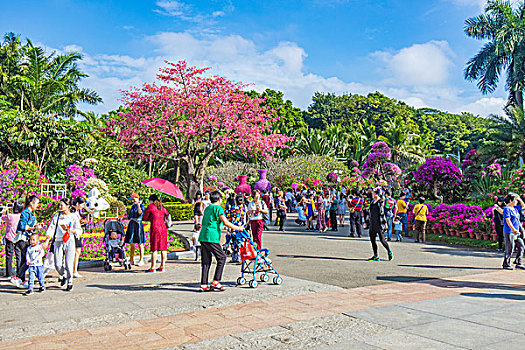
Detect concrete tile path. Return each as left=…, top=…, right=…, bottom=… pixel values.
left=0, top=269, right=523, bottom=349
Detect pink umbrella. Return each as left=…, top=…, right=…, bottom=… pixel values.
left=141, top=178, right=185, bottom=200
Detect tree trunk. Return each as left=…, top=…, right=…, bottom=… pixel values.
left=434, top=183, right=444, bottom=203
left=185, top=153, right=214, bottom=202
left=515, top=90, right=523, bottom=110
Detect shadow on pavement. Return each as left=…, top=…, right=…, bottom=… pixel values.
left=398, top=264, right=500, bottom=270
left=86, top=280, right=238, bottom=293
left=377, top=275, right=525, bottom=291
left=377, top=276, right=437, bottom=283
left=422, top=246, right=500, bottom=258
left=460, top=292, right=525, bottom=301
left=276, top=254, right=366, bottom=262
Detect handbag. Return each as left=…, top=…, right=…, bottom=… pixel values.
left=164, top=207, right=173, bottom=228
left=413, top=205, right=425, bottom=225
left=50, top=212, right=61, bottom=250
left=239, top=240, right=257, bottom=261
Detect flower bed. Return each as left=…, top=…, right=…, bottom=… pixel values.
left=408, top=202, right=495, bottom=241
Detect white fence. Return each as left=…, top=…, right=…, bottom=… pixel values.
left=40, top=183, right=67, bottom=199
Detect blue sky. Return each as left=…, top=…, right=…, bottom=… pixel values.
left=1, top=0, right=508, bottom=116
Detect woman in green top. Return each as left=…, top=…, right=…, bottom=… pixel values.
left=199, top=191, right=244, bottom=292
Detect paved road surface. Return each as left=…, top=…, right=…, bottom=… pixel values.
left=261, top=214, right=502, bottom=288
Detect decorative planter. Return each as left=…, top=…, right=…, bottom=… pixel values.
left=460, top=232, right=469, bottom=238
left=492, top=234, right=498, bottom=242
left=475, top=232, right=483, bottom=240
left=254, top=169, right=271, bottom=192
left=483, top=233, right=490, bottom=240
left=235, top=175, right=252, bottom=195
left=469, top=232, right=475, bottom=239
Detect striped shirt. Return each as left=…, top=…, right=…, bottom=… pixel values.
left=349, top=197, right=364, bottom=211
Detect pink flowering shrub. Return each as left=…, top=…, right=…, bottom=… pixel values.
left=66, top=164, right=95, bottom=198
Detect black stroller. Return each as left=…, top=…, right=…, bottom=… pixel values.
left=103, top=220, right=131, bottom=271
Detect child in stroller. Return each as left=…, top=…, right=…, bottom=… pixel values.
left=103, top=220, right=131, bottom=271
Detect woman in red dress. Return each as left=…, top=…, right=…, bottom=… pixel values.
left=143, top=194, right=169, bottom=273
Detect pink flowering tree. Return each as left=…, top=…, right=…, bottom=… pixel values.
left=107, top=61, right=291, bottom=200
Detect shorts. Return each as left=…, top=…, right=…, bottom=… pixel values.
left=75, top=236, right=83, bottom=248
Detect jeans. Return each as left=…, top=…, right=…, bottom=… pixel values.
left=386, top=217, right=393, bottom=240
left=15, top=240, right=29, bottom=281
left=503, top=232, right=524, bottom=268
left=28, top=265, right=45, bottom=291
left=200, top=242, right=226, bottom=285
left=330, top=210, right=338, bottom=230
left=4, top=239, right=15, bottom=277
left=398, top=213, right=409, bottom=237
left=349, top=211, right=362, bottom=237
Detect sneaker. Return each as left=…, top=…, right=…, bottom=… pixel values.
left=515, top=265, right=525, bottom=270
left=23, top=290, right=33, bottom=296
left=10, top=276, right=20, bottom=288
left=156, top=267, right=164, bottom=273
left=503, top=266, right=514, bottom=270
left=145, top=269, right=156, bottom=273
left=136, top=261, right=145, bottom=267
left=367, top=256, right=380, bottom=261
left=60, top=277, right=67, bottom=287
left=40, top=287, right=46, bottom=293
left=18, top=281, right=28, bottom=289
left=73, top=272, right=82, bottom=278
left=388, top=251, right=393, bottom=261
left=66, top=284, right=73, bottom=291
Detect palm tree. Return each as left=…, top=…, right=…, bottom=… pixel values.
left=464, top=0, right=525, bottom=108
left=347, top=120, right=377, bottom=165
left=0, top=33, right=101, bottom=117
left=378, top=117, right=428, bottom=164
left=490, top=105, right=525, bottom=166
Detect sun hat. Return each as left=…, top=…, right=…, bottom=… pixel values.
left=128, top=192, right=140, bottom=200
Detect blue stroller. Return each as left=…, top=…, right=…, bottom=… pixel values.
left=103, top=220, right=131, bottom=271
left=235, top=230, right=282, bottom=288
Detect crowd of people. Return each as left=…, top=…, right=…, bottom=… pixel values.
left=1, top=192, right=173, bottom=295
left=2, top=183, right=525, bottom=295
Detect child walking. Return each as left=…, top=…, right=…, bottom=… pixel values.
left=199, top=191, right=244, bottom=292
left=1, top=201, right=23, bottom=278
left=393, top=216, right=403, bottom=242
left=24, top=233, right=45, bottom=295
left=192, top=224, right=201, bottom=261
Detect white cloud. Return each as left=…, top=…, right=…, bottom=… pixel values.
left=373, top=41, right=454, bottom=87
left=51, top=33, right=504, bottom=118
left=447, top=0, right=487, bottom=9
left=154, top=0, right=233, bottom=23
left=462, top=97, right=506, bottom=116
left=155, top=0, right=192, bottom=17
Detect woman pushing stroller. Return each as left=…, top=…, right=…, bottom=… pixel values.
left=199, top=191, right=244, bottom=292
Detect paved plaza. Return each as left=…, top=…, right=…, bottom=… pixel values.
left=0, top=216, right=523, bottom=349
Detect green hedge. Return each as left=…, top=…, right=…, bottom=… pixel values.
left=164, top=203, right=194, bottom=221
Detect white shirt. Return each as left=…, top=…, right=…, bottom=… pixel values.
left=26, top=244, right=45, bottom=266
left=46, top=212, right=82, bottom=240
left=247, top=200, right=267, bottom=221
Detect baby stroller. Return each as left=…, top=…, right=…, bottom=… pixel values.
left=103, top=220, right=131, bottom=271
left=235, top=230, right=282, bottom=288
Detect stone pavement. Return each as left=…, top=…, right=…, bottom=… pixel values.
left=0, top=267, right=523, bottom=349
left=1, top=217, right=523, bottom=349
